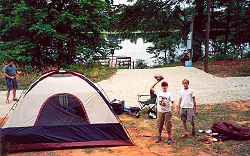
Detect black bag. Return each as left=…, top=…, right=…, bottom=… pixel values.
left=130, top=107, right=140, bottom=112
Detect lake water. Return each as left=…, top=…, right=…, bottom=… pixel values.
left=113, top=38, right=155, bottom=66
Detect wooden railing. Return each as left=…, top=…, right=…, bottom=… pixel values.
left=94, top=56, right=134, bottom=69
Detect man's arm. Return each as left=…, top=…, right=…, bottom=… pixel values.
left=4, top=71, right=21, bottom=79
left=16, top=70, right=22, bottom=77
left=4, top=73, right=15, bottom=79
left=15, top=65, right=21, bottom=75
left=177, top=97, right=182, bottom=114
left=150, top=80, right=160, bottom=93
left=193, top=97, right=198, bottom=115
left=172, top=101, right=177, bottom=114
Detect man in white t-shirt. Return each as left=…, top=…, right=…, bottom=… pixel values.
left=151, top=79, right=177, bottom=144
left=178, top=79, right=198, bottom=137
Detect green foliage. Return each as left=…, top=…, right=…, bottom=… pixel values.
left=209, top=0, right=250, bottom=59
left=113, top=0, right=188, bottom=63
left=1, top=0, right=250, bottom=68
left=0, top=62, right=117, bottom=91
left=162, top=62, right=184, bottom=67
left=134, top=59, right=148, bottom=69
left=214, top=53, right=239, bottom=60
left=112, top=0, right=250, bottom=64
left=0, top=0, right=116, bottom=68
left=66, top=63, right=117, bottom=82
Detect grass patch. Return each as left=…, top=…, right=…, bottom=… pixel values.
left=84, top=148, right=93, bottom=154
left=0, top=63, right=117, bottom=91
left=122, top=120, right=139, bottom=128
left=152, top=62, right=184, bottom=68
left=47, top=152, right=57, bottom=156
left=163, top=62, right=184, bottom=67
left=121, top=101, right=250, bottom=156
left=172, top=102, right=250, bottom=156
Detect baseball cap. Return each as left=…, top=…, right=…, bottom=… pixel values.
left=161, top=81, right=168, bottom=86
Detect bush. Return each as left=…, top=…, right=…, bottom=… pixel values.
left=214, top=53, right=238, bottom=60
left=135, top=59, right=148, bottom=69
left=66, top=63, right=117, bottom=82
left=0, top=63, right=7, bottom=90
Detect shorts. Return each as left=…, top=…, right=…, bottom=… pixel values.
left=6, top=78, right=18, bottom=91
left=180, top=108, right=195, bottom=122
left=157, top=111, right=172, bottom=132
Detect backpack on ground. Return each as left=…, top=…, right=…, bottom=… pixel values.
left=211, top=122, right=250, bottom=141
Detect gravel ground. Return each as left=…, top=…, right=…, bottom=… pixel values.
left=1, top=66, right=250, bottom=117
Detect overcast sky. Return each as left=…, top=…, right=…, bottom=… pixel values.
left=113, top=0, right=135, bottom=5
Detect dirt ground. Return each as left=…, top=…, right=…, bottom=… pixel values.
left=194, top=59, right=250, bottom=77
left=0, top=117, right=214, bottom=156
left=1, top=100, right=249, bottom=156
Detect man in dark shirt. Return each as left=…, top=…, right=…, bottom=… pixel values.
left=4, top=60, right=22, bottom=103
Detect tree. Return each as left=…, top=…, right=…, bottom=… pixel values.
left=115, top=0, right=188, bottom=63
left=0, top=0, right=115, bottom=68
left=204, top=0, right=211, bottom=73
left=135, top=59, right=148, bottom=69
left=147, top=36, right=180, bottom=64
left=210, top=0, right=250, bottom=59
left=191, top=0, right=206, bottom=62
left=113, top=0, right=250, bottom=63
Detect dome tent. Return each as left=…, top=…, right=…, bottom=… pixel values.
left=0, top=69, right=133, bottom=152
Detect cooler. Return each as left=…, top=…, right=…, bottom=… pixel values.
left=185, top=61, right=192, bottom=67
left=110, top=100, right=125, bottom=115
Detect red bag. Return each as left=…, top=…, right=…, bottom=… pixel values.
left=211, top=122, right=250, bottom=141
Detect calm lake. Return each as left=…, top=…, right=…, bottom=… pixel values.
left=113, top=38, right=155, bottom=66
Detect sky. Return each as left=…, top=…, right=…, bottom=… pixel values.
left=113, top=0, right=135, bottom=5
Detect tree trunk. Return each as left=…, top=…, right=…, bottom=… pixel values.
left=204, top=0, right=211, bottom=73
left=193, top=0, right=205, bottom=62
left=165, top=50, right=167, bottom=64
left=224, top=3, right=230, bottom=55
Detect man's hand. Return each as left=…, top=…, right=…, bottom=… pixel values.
left=173, top=109, right=177, bottom=114
left=195, top=109, right=198, bottom=115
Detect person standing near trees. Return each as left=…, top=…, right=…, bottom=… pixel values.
left=4, top=60, right=22, bottom=103
left=177, top=79, right=198, bottom=137
left=151, top=78, right=177, bottom=144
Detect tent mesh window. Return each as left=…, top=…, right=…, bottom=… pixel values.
left=35, top=94, right=88, bottom=126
